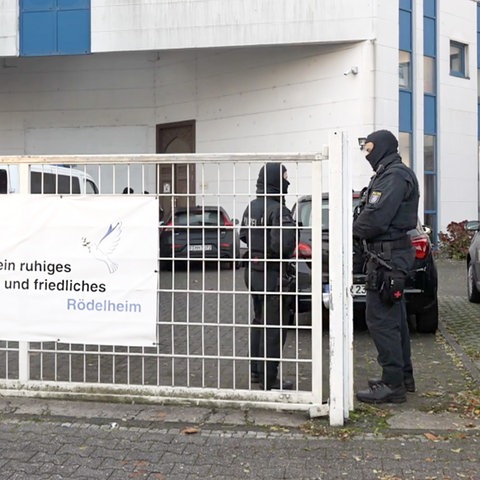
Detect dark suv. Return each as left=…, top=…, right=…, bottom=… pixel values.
left=290, top=195, right=439, bottom=333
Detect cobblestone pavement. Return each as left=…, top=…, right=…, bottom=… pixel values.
left=436, top=258, right=480, bottom=377
left=0, top=415, right=478, bottom=480
left=0, top=258, right=479, bottom=479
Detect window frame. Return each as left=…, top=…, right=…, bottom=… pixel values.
left=450, top=40, right=468, bottom=78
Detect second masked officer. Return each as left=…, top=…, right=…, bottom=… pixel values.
left=240, top=163, right=296, bottom=390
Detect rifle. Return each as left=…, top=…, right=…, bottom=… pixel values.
left=362, top=239, right=392, bottom=271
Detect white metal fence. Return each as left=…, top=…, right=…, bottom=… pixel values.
left=0, top=134, right=353, bottom=425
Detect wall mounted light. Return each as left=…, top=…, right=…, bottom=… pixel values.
left=344, top=66, right=359, bottom=76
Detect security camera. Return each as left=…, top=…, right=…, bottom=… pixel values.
left=344, top=66, right=359, bottom=76
left=358, top=137, right=367, bottom=150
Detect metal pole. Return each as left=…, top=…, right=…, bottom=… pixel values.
left=18, top=163, right=30, bottom=384
left=310, top=153, right=324, bottom=414
left=328, top=131, right=353, bottom=426
left=342, top=133, right=354, bottom=415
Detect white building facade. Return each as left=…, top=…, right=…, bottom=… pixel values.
left=0, top=0, right=478, bottom=236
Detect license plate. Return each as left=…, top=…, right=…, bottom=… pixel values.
left=351, top=284, right=366, bottom=296
left=189, top=244, right=213, bottom=252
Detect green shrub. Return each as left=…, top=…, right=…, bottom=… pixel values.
left=438, top=220, right=474, bottom=260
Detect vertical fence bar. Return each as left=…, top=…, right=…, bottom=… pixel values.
left=309, top=154, right=323, bottom=413
left=328, top=131, right=353, bottom=425
left=329, top=130, right=344, bottom=425
left=342, top=133, right=354, bottom=416
left=18, top=163, right=30, bottom=383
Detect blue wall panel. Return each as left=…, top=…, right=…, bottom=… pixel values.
left=399, top=10, right=412, bottom=51
left=58, top=10, right=90, bottom=54
left=21, top=11, right=56, bottom=55
left=22, top=0, right=55, bottom=11
left=399, top=91, right=412, bottom=132
left=424, top=18, right=436, bottom=57
left=20, top=0, right=90, bottom=56
left=424, top=0, right=436, bottom=18
left=58, top=0, right=90, bottom=9
left=424, top=95, right=437, bottom=135
left=400, top=0, right=412, bottom=11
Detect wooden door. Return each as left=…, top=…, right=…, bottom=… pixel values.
left=156, top=120, right=196, bottom=218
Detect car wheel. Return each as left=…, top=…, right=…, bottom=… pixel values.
left=415, top=299, right=438, bottom=334
left=467, top=262, right=480, bottom=303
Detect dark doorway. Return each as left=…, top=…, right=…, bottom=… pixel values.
left=156, top=120, right=196, bottom=218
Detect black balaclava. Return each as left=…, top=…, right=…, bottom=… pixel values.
left=256, top=162, right=289, bottom=196
left=364, top=129, right=398, bottom=171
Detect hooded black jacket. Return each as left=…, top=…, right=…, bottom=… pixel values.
left=353, top=130, right=419, bottom=242
left=240, top=163, right=296, bottom=271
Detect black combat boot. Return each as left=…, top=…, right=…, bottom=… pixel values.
left=356, top=382, right=407, bottom=404
left=259, top=378, right=293, bottom=390
left=368, top=376, right=416, bottom=393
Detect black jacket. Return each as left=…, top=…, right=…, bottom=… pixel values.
left=240, top=163, right=296, bottom=271
left=353, top=131, right=419, bottom=242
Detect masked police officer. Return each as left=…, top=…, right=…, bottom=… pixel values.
left=353, top=130, right=419, bottom=404
left=240, top=163, right=296, bottom=390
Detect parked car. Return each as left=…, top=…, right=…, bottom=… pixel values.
left=159, top=206, right=240, bottom=269
left=290, top=194, right=439, bottom=333
left=466, top=220, right=480, bottom=303
left=0, top=164, right=99, bottom=194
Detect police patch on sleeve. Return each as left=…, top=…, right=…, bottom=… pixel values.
left=368, top=191, right=382, bottom=204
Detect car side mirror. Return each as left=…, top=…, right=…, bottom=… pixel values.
left=234, top=218, right=240, bottom=226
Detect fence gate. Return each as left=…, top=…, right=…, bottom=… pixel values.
left=0, top=133, right=353, bottom=425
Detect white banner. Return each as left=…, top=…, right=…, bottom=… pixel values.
left=0, top=195, right=158, bottom=346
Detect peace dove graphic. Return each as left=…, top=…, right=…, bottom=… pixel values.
left=82, top=222, right=122, bottom=273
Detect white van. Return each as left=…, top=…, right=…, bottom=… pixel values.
left=0, top=164, right=99, bottom=194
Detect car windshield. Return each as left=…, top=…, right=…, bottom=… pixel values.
left=173, top=210, right=223, bottom=226
left=297, top=197, right=361, bottom=229
left=296, top=199, right=329, bottom=229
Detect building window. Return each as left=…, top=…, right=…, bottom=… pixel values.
left=424, top=135, right=437, bottom=243
left=424, top=174, right=436, bottom=216
left=450, top=41, right=468, bottom=78
left=399, top=132, right=411, bottom=167
left=399, top=51, right=411, bottom=89
left=424, top=135, right=435, bottom=172
left=424, top=56, right=436, bottom=94
left=20, top=0, right=91, bottom=56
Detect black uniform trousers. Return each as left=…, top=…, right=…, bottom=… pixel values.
left=365, top=245, right=415, bottom=387
left=248, top=266, right=289, bottom=388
